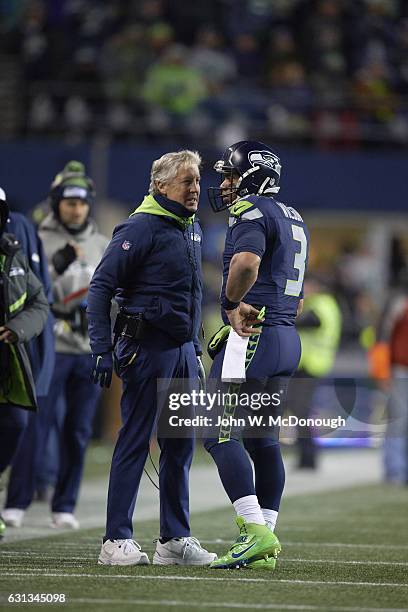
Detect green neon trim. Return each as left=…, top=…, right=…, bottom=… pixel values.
left=257, top=306, right=266, bottom=320
left=218, top=382, right=241, bottom=443
left=130, top=194, right=194, bottom=229
left=230, top=199, right=253, bottom=218
left=9, top=291, right=27, bottom=313
left=217, top=322, right=263, bottom=443
left=209, top=325, right=231, bottom=350
left=0, top=345, right=32, bottom=407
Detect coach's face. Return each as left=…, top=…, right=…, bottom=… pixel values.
left=158, top=164, right=200, bottom=212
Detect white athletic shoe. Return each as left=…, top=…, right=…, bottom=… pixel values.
left=153, top=537, right=217, bottom=566
left=98, top=539, right=150, bottom=566
left=2, top=508, right=25, bottom=527
left=51, top=512, right=79, bottom=529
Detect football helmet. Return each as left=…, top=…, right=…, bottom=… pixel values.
left=0, top=187, right=9, bottom=238
left=208, top=140, right=281, bottom=212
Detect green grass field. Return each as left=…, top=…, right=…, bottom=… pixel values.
left=1, top=484, right=408, bottom=611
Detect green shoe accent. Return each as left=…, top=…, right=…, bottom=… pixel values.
left=210, top=516, right=281, bottom=569
left=245, top=555, right=277, bottom=570
left=0, top=517, right=6, bottom=539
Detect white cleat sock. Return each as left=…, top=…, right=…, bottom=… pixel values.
left=261, top=508, right=278, bottom=531
left=233, top=495, right=265, bottom=525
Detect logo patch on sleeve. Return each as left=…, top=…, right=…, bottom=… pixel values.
left=121, top=240, right=132, bottom=250
left=190, top=232, right=201, bottom=244
left=10, top=267, right=25, bottom=277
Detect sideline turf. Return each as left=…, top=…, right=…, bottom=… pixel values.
left=1, top=484, right=408, bottom=611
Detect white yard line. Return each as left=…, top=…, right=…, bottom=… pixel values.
left=1, top=571, right=408, bottom=588
left=41, top=598, right=408, bottom=612
left=2, top=551, right=408, bottom=567
left=34, top=537, right=408, bottom=551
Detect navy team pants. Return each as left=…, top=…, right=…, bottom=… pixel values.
left=5, top=353, right=100, bottom=513
left=0, top=404, right=28, bottom=473
left=105, top=331, right=197, bottom=540
left=204, top=325, right=301, bottom=511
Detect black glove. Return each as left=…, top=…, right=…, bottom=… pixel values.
left=197, top=356, right=206, bottom=392
left=91, top=352, right=113, bottom=388
left=52, top=243, right=77, bottom=275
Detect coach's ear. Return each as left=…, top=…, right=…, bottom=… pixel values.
left=157, top=181, right=167, bottom=196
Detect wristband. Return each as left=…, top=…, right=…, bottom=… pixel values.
left=221, top=295, right=240, bottom=311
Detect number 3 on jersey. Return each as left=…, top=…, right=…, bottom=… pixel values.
left=285, top=224, right=307, bottom=297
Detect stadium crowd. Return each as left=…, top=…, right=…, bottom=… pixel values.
left=1, top=0, right=408, bottom=146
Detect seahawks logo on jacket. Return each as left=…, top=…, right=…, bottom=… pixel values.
left=190, top=232, right=201, bottom=244
left=10, top=267, right=25, bottom=277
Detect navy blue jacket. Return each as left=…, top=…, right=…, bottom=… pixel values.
left=222, top=195, right=309, bottom=326
left=87, top=194, right=203, bottom=355
left=7, top=213, right=55, bottom=397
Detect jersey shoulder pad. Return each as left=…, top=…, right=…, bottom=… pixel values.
left=229, top=196, right=264, bottom=221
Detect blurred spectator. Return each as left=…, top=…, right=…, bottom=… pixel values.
left=292, top=275, right=342, bottom=469
left=190, top=26, right=237, bottom=93
left=100, top=25, right=152, bottom=102
left=232, top=33, right=261, bottom=83
left=334, top=242, right=380, bottom=340
left=2, top=0, right=408, bottom=147
left=263, top=27, right=299, bottom=81
left=142, top=44, right=208, bottom=125
left=370, top=285, right=408, bottom=485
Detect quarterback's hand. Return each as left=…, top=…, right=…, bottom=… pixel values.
left=91, top=352, right=113, bottom=388
left=225, top=302, right=263, bottom=338
left=197, top=356, right=206, bottom=391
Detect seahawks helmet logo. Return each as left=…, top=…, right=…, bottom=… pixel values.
left=248, top=150, right=281, bottom=176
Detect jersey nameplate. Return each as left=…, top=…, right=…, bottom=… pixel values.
left=276, top=201, right=303, bottom=222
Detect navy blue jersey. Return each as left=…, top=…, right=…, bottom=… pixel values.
left=221, top=195, right=309, bottom=326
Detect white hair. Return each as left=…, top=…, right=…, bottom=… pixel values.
left=149, top=150, right=202, bottom=195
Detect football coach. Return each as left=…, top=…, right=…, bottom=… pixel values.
left=87, top=150, right=216, bottom=567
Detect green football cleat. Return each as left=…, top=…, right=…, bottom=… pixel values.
left=0, top=517, right=6, bottom=540
left=245, top=555, right=277, bottom=570
left=210, top=516, right=281, bottom=569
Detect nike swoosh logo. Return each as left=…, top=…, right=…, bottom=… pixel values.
left=231, top=542, right=256, bottom=559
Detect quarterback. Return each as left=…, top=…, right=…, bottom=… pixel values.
left=205, top=140, right=309, bottom=569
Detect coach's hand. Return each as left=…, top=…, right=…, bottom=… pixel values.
left=225, top=302, right=263, bottom=338
left=91, top=352, right=113, bottom=388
